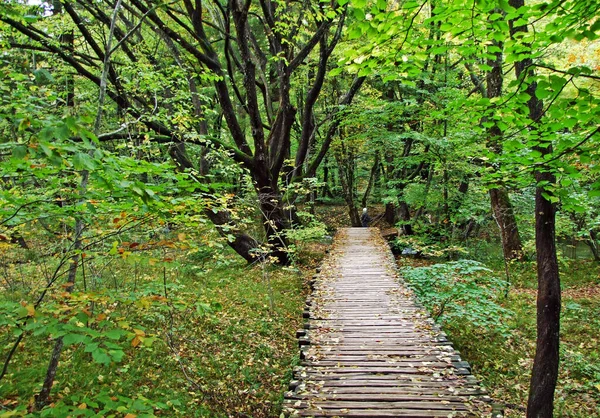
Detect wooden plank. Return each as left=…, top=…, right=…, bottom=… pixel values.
left=292, top=409, right=476, bottom=417
left=296, top=386, right=487, bottom=396
left=289, top=400, right=471, bottom=410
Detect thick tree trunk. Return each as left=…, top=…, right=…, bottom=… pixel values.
left=490, top=187, right=523, bottom=260
left=256, top=186, right=290, bottom=265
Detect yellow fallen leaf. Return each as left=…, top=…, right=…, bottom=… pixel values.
left=131, top=336, right=142, bottom=347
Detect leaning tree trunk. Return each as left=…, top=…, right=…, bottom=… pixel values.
left=490, top=187, right=523, bottom=260
left=485, top=31, right=523, bottom=262
left=585, top=230, right=600, bottom=261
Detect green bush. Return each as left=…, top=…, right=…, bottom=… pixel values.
left=400, top=259, right=511, bottom=336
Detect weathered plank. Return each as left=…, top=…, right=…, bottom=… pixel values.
left=284, top=228, right=501, bottom=418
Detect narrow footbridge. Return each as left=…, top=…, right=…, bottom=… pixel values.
left=284, top=228, right=501, bottom=417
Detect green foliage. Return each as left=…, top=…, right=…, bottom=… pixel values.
left=400, top=259, right=510, bottom=335
left=415, top=254, right=600, bottom=417
left=0, top=238, right=308, bottom=416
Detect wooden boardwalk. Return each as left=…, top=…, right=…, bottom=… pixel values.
left=284, top=228, right=501, bottom=417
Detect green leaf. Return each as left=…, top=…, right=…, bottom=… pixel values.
left=12, top=145, right=28, bottom=160
left=65, top=117, right=78, bottom=134
left=109, top=350, right=125, bottom=362
left=92, top=349, right=111, bottom=365
left=73, top=153, right=96, bottom=170
left=105, top=329, right=125, bottom=340
left=63, top=333, right=87, bottom=345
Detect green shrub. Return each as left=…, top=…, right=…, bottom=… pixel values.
left=400, top=259, right=511, bottom=336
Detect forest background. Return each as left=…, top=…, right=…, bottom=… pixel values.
left=0, top=0, right=599, bottom=417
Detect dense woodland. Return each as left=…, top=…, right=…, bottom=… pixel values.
left=0, top=0, right=599, bottom=417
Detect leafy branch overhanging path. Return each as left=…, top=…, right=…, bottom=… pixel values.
left=285, top=228, right=503, bottom=417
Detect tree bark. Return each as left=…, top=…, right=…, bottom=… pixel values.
left=335, top=151, right=360, bottom=227
left=384, top=202, right=396, bottom=225
left=585, top=230, right=600, bottom=261
left=398, top=201, right=413, bottom=235
left=35, top=337, right=64, bottom=410
left=361, top=153, right=380, bottom=207
left=528, top=167, right=560, bottom=418
left=490, top=187, right=523, bottom=260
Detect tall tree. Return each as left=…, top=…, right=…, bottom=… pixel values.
left=507, top=0, right=559, bottom=415
left=0, top=0, right=351, bottom=264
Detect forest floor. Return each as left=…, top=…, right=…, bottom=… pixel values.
left=0, top=230, right=326, bottom=417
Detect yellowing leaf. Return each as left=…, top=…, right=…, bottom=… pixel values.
left=78, top=403, right=87, bottom=409
left=131, top=336, right=142, bottom=347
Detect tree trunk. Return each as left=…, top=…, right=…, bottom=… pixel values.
left=384, top=202, right=396, bottom=225
left=506, top=0, right=561, bottom=414
left=204, top=209, right=260, bottom=262
left=322, top=157, right=334, bottom=198
left=35, top=337, right=64, bottom=410
left=490, top=188, right=523, bottom=260
left=336, top=154, right=360, bottom=227
left=527, top=169, right=560, bottom=417
left=585, top=230, right=600, bottom=261
left=361, top=153, right=380, bottom=207
left=398, top=201, right=413, bottom=235
left=256, top=186, right=290, bottom=265
left=485, top=29, right=523, bottom=262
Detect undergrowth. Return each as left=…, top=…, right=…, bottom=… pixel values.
left=398, top=252, right=600, bottom=417
left=0, top=229, right=323, bottom=417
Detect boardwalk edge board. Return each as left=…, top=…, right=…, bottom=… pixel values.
left=284, top=228, right=504, bottom=418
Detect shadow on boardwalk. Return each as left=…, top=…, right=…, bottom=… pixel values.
left=284, top=228, right=503, bottom=417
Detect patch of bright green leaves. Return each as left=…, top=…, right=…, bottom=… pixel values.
left=401, top=259, right=510, bottom=336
